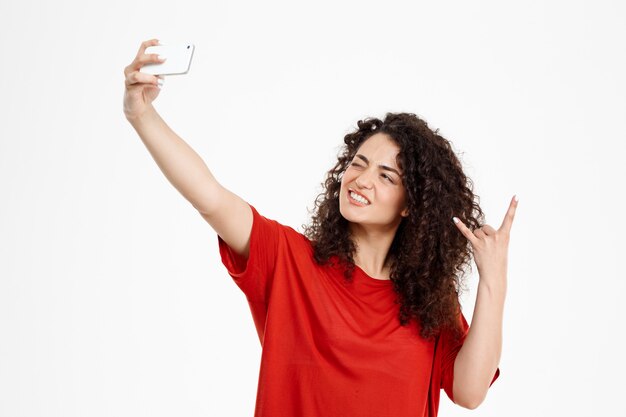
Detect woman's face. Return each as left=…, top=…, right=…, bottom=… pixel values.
left=339, top=133, right=409, bottom=231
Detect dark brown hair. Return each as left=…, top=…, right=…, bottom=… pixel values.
left=301, top=112, right=485, bottom=343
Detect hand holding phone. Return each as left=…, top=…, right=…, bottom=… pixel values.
left=123, top=39, right=168, bottom=121
left=140, top=42, right=195, bottom=76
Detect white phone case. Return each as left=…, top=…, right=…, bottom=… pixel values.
left=140, top=43, right=195, bottom=76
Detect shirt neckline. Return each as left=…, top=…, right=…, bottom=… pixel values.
left=354, top=264, right=393, bottom=285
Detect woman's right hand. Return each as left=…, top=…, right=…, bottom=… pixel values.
left=123, top=39, right=166, bottom=121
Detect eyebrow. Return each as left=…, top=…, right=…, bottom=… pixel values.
left=354, top=154, right=403, bottom=177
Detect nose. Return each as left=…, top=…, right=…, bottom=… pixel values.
left=355, top=169, right=375, bottom=189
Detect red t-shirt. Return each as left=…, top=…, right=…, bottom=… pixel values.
left=217, top=203, right=500, bottom=417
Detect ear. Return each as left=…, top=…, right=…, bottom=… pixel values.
left=401, top=207, right=409, bottom=217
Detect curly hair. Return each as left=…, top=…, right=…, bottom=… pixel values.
left=301, top=112, right=486, bottom=344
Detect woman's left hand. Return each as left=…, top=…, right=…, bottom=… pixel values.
left=452, top=195, right=519, bottom=288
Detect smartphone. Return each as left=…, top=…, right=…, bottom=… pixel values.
left=140, top=43, right=195, bottom=76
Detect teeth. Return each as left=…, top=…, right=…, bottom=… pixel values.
left=349, top=191, right=370, bottom=205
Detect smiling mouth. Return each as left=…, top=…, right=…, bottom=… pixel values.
left=348, top=189, right=371, bottom=205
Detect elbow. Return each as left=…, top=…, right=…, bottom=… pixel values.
left=192, top=182, right=224, bottom=217
left=455, top=391, right=486, bottom=410
left=456, top=399, right=480, bottom=410
left=465, top=399, right=483, bottom=410
left=452, top=370, right=495, bottom=409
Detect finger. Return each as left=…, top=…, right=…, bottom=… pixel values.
left=125, top=71, right=160, bottom=87
left=499, top=195, right=519, bottom=233
left=136, top=38, right=160, bottom=58
left=481, top=224, right=497, bottom=235
left=124, top=39, right=161, bottom=76
left=137, top=53, right=166, bottom=66
left=125, top=52, right=165, bottom=77
left=453, top=217, right=479, bottom=246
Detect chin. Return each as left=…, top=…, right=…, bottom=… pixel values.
left=340, top=206, right=368, bottom=227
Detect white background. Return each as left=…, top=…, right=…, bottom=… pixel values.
left=1, top=0, right=624, bottom=416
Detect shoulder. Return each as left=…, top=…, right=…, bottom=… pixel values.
left=251, top=205, right=314, bottom=254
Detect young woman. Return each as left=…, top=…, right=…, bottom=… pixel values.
left=124, top=38, right=517, bottom=417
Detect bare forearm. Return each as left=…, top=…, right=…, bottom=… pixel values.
left=453, top=280, right=505, bottom=408
left=127, top=105, right=219, bottom=214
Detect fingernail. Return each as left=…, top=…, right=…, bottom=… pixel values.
left=452, top=217, right=459, bottom=224
left=157, top=78, right=164, bottom=87
left=514, top=195, right=519, bottom=202
left=158, top=55, right=167, bottom=61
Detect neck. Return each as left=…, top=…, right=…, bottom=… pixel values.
left=349, top=221, right=400, bottom=276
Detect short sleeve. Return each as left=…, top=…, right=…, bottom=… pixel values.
left=216, top=202, right=281, bottom=303
left=439, top=310, right=501, bottom=404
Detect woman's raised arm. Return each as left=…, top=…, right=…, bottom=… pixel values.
left=123, top=39, right=253, bottom=259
